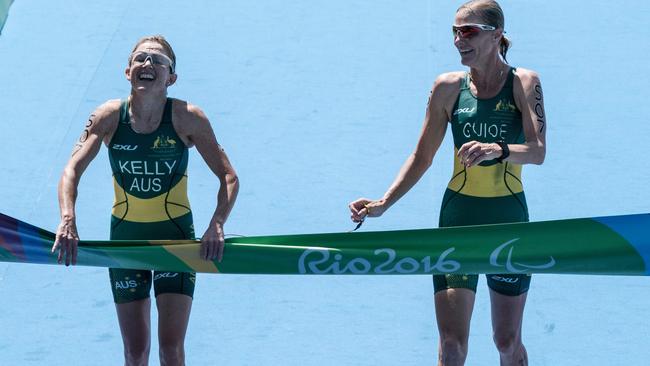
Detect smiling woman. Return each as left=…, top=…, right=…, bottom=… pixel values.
left=51, top=35, right=239, bottom=366
left=348, top=0, right=546, bottom=365
left=129, top=35, right=176, bottom=75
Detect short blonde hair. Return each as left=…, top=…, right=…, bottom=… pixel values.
left=128, top=35, right=176, bottom=73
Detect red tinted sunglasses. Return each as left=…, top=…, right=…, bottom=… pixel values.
left=452, top=23, right=496, bottom=39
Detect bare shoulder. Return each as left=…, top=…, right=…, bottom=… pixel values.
left=172, top=97, right=206, bottom=117
left=171, top=99, right=214, bottom=144
left=513, top=67, right=542, bottom=88
left=433, top=71, right=465, bottom=93
left=90, top=99, right=121, bottom=137
left=70, top=99, right=120, bottom=152
left=173, top=98, right=210, bottom=121
left=93, top=99, right=120, bottom=123
left=428, top=72, right=464, bottom=119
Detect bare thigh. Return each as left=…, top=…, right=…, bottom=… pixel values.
left=156, top=293, right=192, bottom=345
left=489, top=289, right=527, bottom=338
left=434, top=288, right=476, bottom=339
left=115, top=298, right=152, bottom=351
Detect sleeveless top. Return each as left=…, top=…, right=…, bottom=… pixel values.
left=440, top=68, right=528, bottom=227
left=107, top=98, right=194, bottom=240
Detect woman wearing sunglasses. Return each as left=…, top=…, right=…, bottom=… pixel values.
left=349, top=1, right=545, bottom=365
left=52, top=35, right=239, bottom=365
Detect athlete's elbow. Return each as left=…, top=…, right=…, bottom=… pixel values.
left=533, top=145, right=546, bottom=165
left=60, top=166, right=81, bottom=186
left=225, top=172, right=239, bottom=191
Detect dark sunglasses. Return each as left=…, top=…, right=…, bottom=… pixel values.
left=131, top=51, right=175, bottom=73
left=452, top=23, right=496, bottom=39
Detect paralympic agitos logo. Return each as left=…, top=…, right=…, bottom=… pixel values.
left=489, top=238, right=556, bottom=273
left=297, top=238, right=556, bottom=275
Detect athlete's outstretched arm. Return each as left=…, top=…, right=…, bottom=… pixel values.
left=53, top=101, right=119, bottom=265
left=181, top=103, right=239, bottom=262
left=349, top=73, right=458, bottom=222
left=457, top=69, right=546, bottom=167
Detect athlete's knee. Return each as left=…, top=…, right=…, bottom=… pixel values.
left=123, top=342, right=150, bottom=366
left=492, top=331, right=521, bottom=355
left=157, top=325, right=189, bottom=366
left=439, top=336, right=468, bottom=365
left=159, top=341, right=185, bottom=366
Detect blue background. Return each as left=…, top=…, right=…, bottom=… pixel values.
left=0, top=1, right=649, bottom=365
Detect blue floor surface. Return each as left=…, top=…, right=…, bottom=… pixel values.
left=0, top=1, right=649, bottom=365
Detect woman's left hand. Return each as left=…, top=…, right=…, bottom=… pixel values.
left=457, top=141, right=502, bottom=167
left=201, top=222, right=225, bottom=262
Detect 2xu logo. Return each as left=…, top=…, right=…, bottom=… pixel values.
left=112, top=144, right=138, bottom=151
left=154, top=272, right=179, bottom=281
left=453, top=107, right=475, bottom=115
left=297, top=238, right=557, bottom=275
left=490, top=275, right=519, bottom=283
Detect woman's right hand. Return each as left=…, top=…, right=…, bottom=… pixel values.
left=52, top=217, right=79, bottom=266
left=348, top=198, right=388, bottom=223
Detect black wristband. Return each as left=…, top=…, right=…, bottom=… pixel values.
left=495, top=140, right=509, bottom=163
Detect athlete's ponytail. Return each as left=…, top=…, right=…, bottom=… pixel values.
left=457, top=0, right=510, bottom=62
left=499, top=34, right=510, bottom=63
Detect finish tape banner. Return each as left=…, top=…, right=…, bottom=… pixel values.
left=0, top=0, right=13, bottom=35
left=1, top=212, right=649, bottom=275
